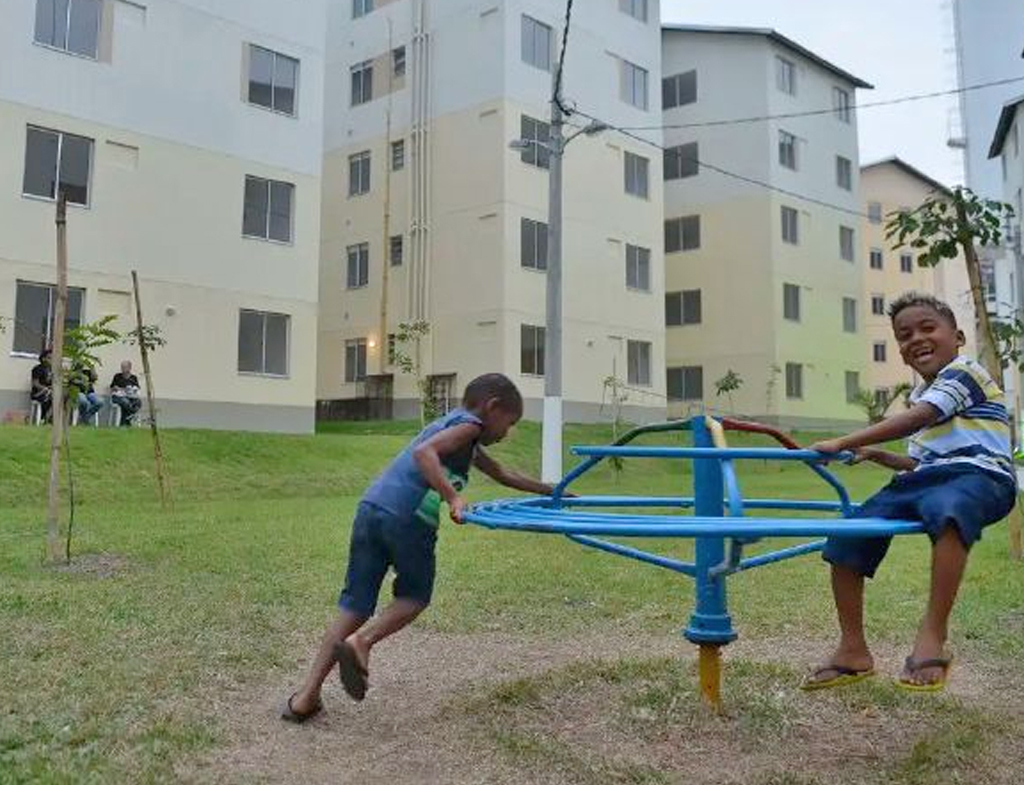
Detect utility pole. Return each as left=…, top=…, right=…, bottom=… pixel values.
left=542, top=66, right=565, bottom=484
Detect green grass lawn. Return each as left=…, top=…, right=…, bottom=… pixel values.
left=1, top=421, right=1022, bottom=783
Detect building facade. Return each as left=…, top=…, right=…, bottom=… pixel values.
left=860, top=158, right=976, bottom=406
left=661, top=25, right=870, bottom=427
left=0, top=0, right=325, bottom=431
left=318, top=0, right=666, bottom=422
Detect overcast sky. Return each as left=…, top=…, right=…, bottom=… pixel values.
left=661, top=0, right=962, bottom=185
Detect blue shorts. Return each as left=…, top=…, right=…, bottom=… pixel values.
left=338, top=502, right=438, bottom=616
left=823, top=464, right=1016, bottom=578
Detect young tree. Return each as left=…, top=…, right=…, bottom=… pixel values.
left=714, top=369, right=743, bottom=414
left=886, top=187, right=1014, bottom=384
left=391, top=320, right=434, bottom=425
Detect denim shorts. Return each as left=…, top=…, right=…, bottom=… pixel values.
left=338, top=502, right=438, bottom=616
left=823, top=463, right=1017, bottom=578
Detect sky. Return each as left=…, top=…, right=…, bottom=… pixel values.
left=661, top=0, right=963, bottom=186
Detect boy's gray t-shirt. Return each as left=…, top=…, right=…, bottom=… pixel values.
left=361, top=408, right=482, bottom=526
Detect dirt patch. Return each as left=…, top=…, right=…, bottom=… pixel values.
left=182, top=630, right=1024, bottom=785
left=52, top=551, right=132, bottom=579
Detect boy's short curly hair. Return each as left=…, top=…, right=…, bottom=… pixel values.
left=887, top=291, right=958, bottom=330
left=463, top=373, right=523, bottom=415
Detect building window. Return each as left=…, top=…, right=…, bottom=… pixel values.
left=783, top=283, right=800, bottom=321
left=842, top=297, right=857, bottom=333
left=785, top=362, right=803, bottom=399
left=521, top=218, right=548, bottom=271
left=619, top=0, right=647, bottom=22
left=666, top=289, right=701, bottom=326
left=12, top=281, right=84, bottom=355
left=620, top=59, right=649, bottom=110
left=348, top=151, right=371, bottom=196
left=625, top=244, right=651, bottom=291
left=345, top=338, right=367, bottom=382
left=351, top=60, right=373, bottom=105
left=238, top=310, right=289, bottom=376
left=776, top=56, right=796, bottom=95
left=521, top=324, right=545, bottom=375
left=23, top=126, right=93, bottom=205
left=781, top=206, right=799, bottom=244
left=845, top=371, right=860, bottom=404
left=352, top=0, right=374, bottom=19
left=34, top=0, right=100, bottom=58
left=840, top=226, right=855, bottom=262
left=391, top=140, right=405, bottom=171
left=664, top=142, right=698, bottom=180
left=624, top=152, right=649, bottom=198
left=662, top=70, right=697, bottom=109
left=779, top=131, right=797, bottom=170
left=867, top=202, right=883, bottom=224
left=389, top=235, right=403, bottom=266
left=242, top=176, right=293, bottom=242
left=627, top=340, right=652, bottom=386
left=392, top=46, right=406, bottom=78
left=833, top=86, right=852, bottom=123
left=873, top=342, right=887, bottom=362
left=667, top=366, right=703, bottom=401
left=248, top=45, right=299, bottom=116
left=346, top=243, right=370, bottom=289
left=836, top=155, right=852, bottom=190
left=665, top=215, right=700, bottom=253
left=521, top=15, right=552, bottom=71
left=981, top=259, right=997, bottom=301
left=869, top=248, right=883, bottom=270
left=871, top=295, right=885, bottom=315
left=900, top=252, right=914, bottom=273
left=520, top=115, right=551, bottom=169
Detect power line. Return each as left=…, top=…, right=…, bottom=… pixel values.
left=619, top=74, right=1024, bottom=132
left=570, top=107, right=872, bottom=219
left=553, top=0, right=575, bottom=115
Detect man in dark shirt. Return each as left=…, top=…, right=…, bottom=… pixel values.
left=30, top=349, right=53, bottom=423
left=110, top=360, right=142, bottom=426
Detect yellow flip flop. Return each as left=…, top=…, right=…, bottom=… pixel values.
left=801, top=664, right=876, bottom=691
left=897, top=656, right=953, bottom=693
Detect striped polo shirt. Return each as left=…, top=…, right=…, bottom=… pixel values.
left=908, top=356, right=1015, bottom=484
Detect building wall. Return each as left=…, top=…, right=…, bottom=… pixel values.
left=319, top=0, right=666, bottom=421
left=662, top=29, right=865, bottom=427
left=860, top=163, right=976, bottom=401
left=0, top=0, right=325, bottom=431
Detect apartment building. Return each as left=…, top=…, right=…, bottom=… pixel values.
left=661, top=25, right=870, bottom=427
left=318, top=0, right=666, bottom=422
left=0, top=0, right=325, bottom=431
left=860, top=157, right=976, bottom=405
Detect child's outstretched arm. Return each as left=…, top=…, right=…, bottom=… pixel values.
left=810, top=402, right=940, bottom=458
left=473, top=449, right=557, bottom=496
left=412, top=423, right=483, bottom=523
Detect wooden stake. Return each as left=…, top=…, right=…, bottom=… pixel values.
left=698, top=644, right=723, bottom=714
left=131, top=271, right=170, bottom=509
left=46, top=195, right=69, bottom=563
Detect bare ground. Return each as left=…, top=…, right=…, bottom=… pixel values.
left=181, top=629, right=1024, bottom=785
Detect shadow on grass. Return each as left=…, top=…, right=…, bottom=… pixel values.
left=455, top=656, right=1003, bottom=785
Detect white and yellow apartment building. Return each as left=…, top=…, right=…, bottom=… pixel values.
left=860, top=157, right=976, bottom=409
left=0, top=0, right=325, bottom=431
left=661, top=25, right=871, bottom=428
left=318, top=0, right=667, bottom=422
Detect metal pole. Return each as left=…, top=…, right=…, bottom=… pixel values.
left=542, top=67, right=564, bottom=484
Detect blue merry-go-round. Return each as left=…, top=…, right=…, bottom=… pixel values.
left=464, top=415, right=923, bottom=710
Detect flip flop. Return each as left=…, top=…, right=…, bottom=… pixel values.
left=897, top=656, right=953, bottom=693
left=800, top=664, right=876, bottom=691
left=280, top=692, right=323, bottom=724
left=334, top=640, right=369, bottom=701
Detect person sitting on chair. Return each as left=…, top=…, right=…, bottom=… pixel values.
left=110, top=360, right=142, bottom=426
left=73, top=363, right=103, bottom=425
left=30, top=349, right=53, bottom=423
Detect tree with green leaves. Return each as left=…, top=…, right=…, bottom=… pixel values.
left=391, top=320, right=435, bottom=425
left=714, top=369, right=743, bottom=414
left=886, top=186, right=1014, bottom=384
